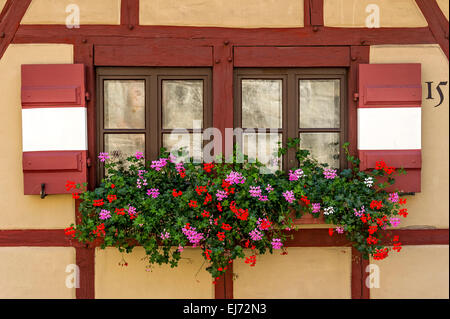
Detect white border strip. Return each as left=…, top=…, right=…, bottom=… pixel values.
left=22, top=107, right=88, bottom=152
left=358, top=107, right=421, bottom=150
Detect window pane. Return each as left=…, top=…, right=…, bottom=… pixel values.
left=242, top=79, right=282, bottom=128
left=163, top=133, right=203, bottom=162
left=162, top=80, right=203, bottom=129
left=300, top=133, right=340, bottom=169
left=242, top=132, right=281, bottom=173
left=299, top=80, right=340, bottom=128
left=104, top=80, right=145, bottom=129
left=105, top=134, right=145, bottom=161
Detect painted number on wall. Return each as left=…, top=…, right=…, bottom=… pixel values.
left=426, top=81, right=448, bottom=107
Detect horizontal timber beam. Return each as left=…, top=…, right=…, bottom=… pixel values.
left=1, top=228, right=447, bottom=247
left=12, top=25, right=436, bottom=47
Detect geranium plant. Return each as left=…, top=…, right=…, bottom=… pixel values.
left=65, top=140, right=408, bottom=282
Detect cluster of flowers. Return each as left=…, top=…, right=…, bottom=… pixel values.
left=65, top=148, right=407, bottom=281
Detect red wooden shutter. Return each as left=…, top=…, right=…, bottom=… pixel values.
left=21, top=64, right=88, bottom=196
left=358, top=64, right=422, bottom=192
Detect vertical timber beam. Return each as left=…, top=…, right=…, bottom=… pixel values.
left=213, top=41, right=234, bottom=299
left=305, top=0, right=324, bottom=29
left=121, top=0, right=139, bottom=29
left=74, top=43, right=96, bottom=299
left=349, top=45, right=370, bottom=299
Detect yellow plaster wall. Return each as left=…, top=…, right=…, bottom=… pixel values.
left=0, top=44, right=75, bottom=229
left=324, top=0, right=427, bottom=27
left=234, top=247, right=352, bottom=298
left=437, top=0, right=449, bottom=21
left=370, top=245, right=449, bottom=299
left=0, top=0, right=6, bottom=13
left=370, top=45, right=449, bottom=229
left=140, top=0, right=304, bottom=28
left=21, top=0, right=120, bottom=25
left=95, top=247, right=214, bottom=298
left=0, top=247, right=76, bottom=298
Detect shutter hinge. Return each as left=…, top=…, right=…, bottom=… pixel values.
left=86, top=158, right=92, bottom=168
left=353, top=93, right=359, bottom=102
left=85, top=92, right=91, bottom=102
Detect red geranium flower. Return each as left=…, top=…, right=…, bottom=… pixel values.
left=244, top=255, right=256, bottom=267
left=93, top=199, right=104, bottom=207
left=65, top=181, right=76, bottom=191
left=188, top=200, right=198, bottom=208
left=72, top=193, right=80, bottom=199
left=172, top=189, right=182, bottom=197
left=375, top=160, right=386, bottom=170
left=399, top=208, right=408, bottom=218
left=203, top=163, right=214, bottom=173
left=370, top=200, right=383, bottom=210
left=64, top=226, right=76, bottom=237
left=115, top=208, right=125, bottom=216
left=373, top=248, right=389, bottom=260
left=368, top=225, right=378, bottom=235
left=107, top=194, right=117, bottom=203
left=366, top=235, right=378, bottom=245
left=221, top=223, right=232, bottom=231
left=201, top=210, right=210, bottom=218
left=217, top=232, right=226, bottom=241
left=203, top=193, right=212, bottom=205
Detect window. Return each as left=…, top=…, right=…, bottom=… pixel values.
left=234, top=68, right=347, bottom=171
left=97, top=68, right=212, bottom=178
left=96, top=67, right=346, bottom=180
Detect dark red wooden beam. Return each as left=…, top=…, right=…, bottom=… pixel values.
left=13, top=25, right=436, bottom=47
left=0, top=229, right=74, bottom=247
left=415, top=0, right=449, bottom=59
left=283, top=229, right=351, bottom=247
left=214, top=264, right=234, bottom=299
left=234, top=46, right=350, bottom=67
left=76, top=246, right=95, bottom=299
left=94, top=44, right=213, bottom=66
left=305, top=0, right=324, bottom=27
left=0, top=0, right=32, bottom=60
left=121, top=0, right=139, bottom=27
left=213, top=43, right=234, bottom=153
left=351, top=247, right=370, bottom=299
left=384, top=229, right=449, bottom=245
left=348, top=46, right=370, bottom=159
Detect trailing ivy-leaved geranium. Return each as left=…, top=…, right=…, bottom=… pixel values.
left=65, top=140, right=408, bottom=282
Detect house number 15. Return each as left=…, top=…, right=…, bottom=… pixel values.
left=425, top=81, right=448, bottom=107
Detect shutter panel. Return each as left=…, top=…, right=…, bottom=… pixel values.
left=358, top=64, right=422, bottom=193
left=21, top=64, right=87, bottom=195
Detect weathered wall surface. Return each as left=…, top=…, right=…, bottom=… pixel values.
left=324, top=0, right=427, bottom=27
left=140, top=0, right=304, bottom=28
left=0, top=44, right=75, bottom=229
left=21, top=0, right=121, bottom=25
left=95, top=247, right=214, bottom=298
left=0, top=0, right=6, bottom=13
left=0, top=247, right=76, bottom=298
left=370, top=245, right=449, bottom=298
left=370, top=44, right=449, bottom=229
left=437, top=0, right=449, bottom=20
left=234, top=247, right=352, bottom=298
